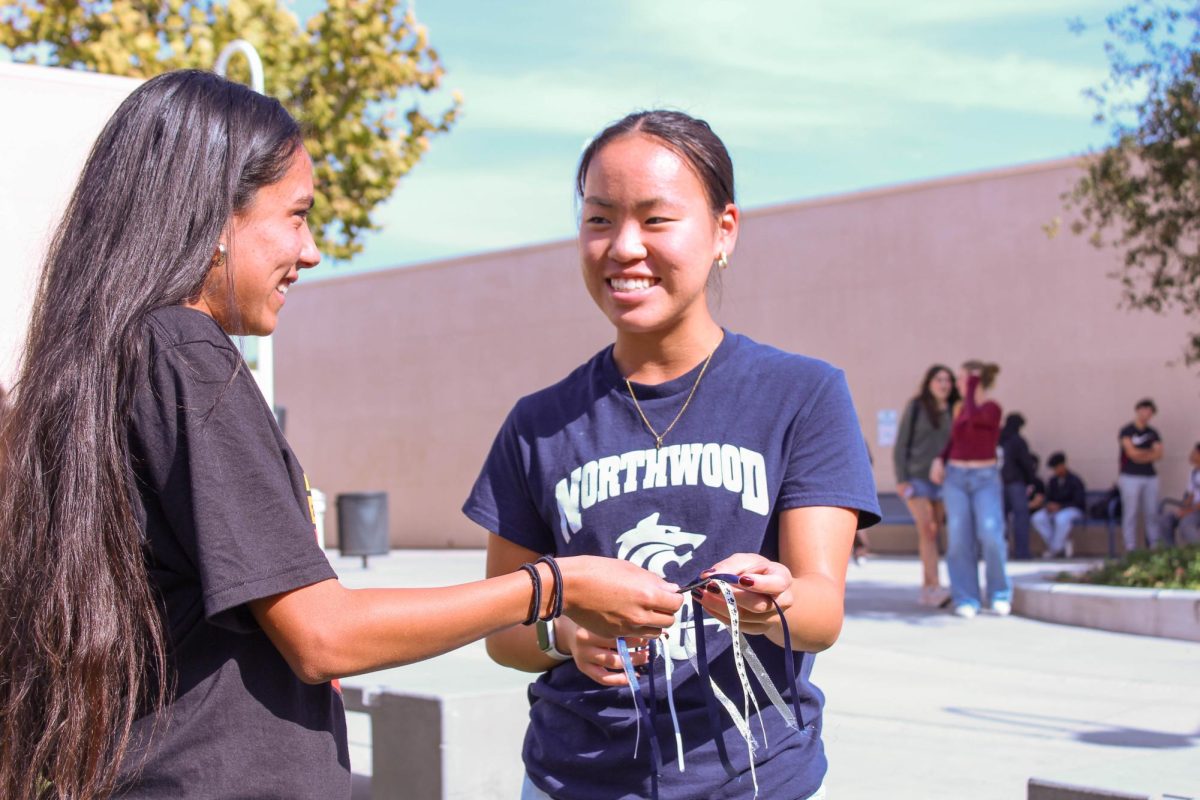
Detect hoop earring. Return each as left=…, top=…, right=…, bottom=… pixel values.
left=716, top=251, right=729, bottom=270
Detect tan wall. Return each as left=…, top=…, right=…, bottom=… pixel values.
left=275, top=158, right=1196, bottom=548
left=1, top=63, right=142, bottom=387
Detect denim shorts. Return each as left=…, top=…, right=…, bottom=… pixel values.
left=908, top=477, right=942, bottom=501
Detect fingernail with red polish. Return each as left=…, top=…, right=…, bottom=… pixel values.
left=706, top=583, right=721, bottom=594
left=690, top=589, right=704, bottom=600
left=701, top=568, right=715, bottom=576
left=739, top=576, right=756, bottom=587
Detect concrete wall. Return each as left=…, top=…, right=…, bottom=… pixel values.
left=274, top=158, right=1197, bottom=548
left=0, top=63, right=142, bottom=388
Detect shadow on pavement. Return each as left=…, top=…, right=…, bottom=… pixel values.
left=945, top=707, right=1200, bottom=749
left=844, top=578, right=956, bottom=626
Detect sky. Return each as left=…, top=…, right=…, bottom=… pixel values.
left=158, top=2, right=1141, bottom=276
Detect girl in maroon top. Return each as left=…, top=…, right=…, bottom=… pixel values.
left=930, top=361, right=1011, bottom=617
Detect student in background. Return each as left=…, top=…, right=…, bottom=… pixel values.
left=893, top=365, right=959, bottom=606
left=1117, top=398, right=1164, bottom=549
left=1032, top=452, right=1087, bottom=558
left=1158, top=442, right=1200, bottom=546
left=930, top=361, right=1011, bottom=619
left=999, top=413, right=1037, bottom=560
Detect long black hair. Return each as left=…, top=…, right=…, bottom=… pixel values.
left=914, top=364, right=960, bottom=428
left=0, top=69, right=302, bottom=800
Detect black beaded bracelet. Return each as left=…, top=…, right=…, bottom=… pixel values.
left=519, top=562, right=541, bottom=626
left=535, top=555, right=564, bottom=621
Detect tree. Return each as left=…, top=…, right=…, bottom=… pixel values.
left=1064, top=0, right=1200, bottom=363
left=0, top=0, right=461, bottom=261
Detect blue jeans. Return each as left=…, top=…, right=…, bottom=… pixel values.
left=943, top=464, right=1011, bottom=609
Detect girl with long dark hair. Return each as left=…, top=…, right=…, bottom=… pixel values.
left=467, top=111, right=880, bottom=800
left=893, top=364, right=960, bottom=607
left=0, top=70, right=680, bottom=800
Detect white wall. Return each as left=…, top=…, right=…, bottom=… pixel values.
left=0, top=63, right=142, bottom=388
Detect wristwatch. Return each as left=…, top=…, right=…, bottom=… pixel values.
left=535, top=619, right=571, bottom=661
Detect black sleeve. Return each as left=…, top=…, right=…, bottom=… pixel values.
left=132, top=339, right=335, bottom=632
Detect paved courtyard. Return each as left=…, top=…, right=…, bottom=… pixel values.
left=331, top=550, right=1199, bottom=800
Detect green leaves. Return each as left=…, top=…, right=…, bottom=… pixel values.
left=0, top=0, right=461, bottom=261
left=1060, top=543, right=1200, bottom=589
left=1065, top=1, right=1200, bottom=364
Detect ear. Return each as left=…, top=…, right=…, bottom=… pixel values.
left=716, top=203, right=739, bottom=259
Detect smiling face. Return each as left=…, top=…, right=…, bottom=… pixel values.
left=578, top=133, right=737, bottom=338
left=192, top=148, right=320, bottom=336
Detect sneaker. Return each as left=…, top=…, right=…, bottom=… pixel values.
left=952, top=604, right=977, bottom=619
left=921, top=585, right=950, bottom=609
left=991, top=600, right=1012, bottom=617
left=1063, top=540, right=1074, bottom=559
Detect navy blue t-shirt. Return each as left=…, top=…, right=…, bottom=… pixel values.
left=464, top=331, right=879, bottom=800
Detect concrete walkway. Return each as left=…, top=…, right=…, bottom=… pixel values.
left=331, top=550, right=1200, bottom=800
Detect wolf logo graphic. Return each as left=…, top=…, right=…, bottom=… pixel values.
left=616, top=512, right=707, bottom=577
left=616, top=512, right=712, bottom=661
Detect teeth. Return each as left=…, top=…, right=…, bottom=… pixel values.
left=278, top=283, right=289, bottom=295
left=610, top=277, right=652, bottom=292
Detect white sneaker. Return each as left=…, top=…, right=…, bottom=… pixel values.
left=991, top=600, right=1012, bottom=617
left=953, top=604, right=977, bottom=619
left=1063, top=541, right=1074, bottom=559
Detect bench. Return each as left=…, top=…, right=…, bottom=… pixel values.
left=1073, top=489, right=1120, bottom=557
left=872, top=490, right=1121, bottom=558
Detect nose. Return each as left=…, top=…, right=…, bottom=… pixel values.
left=299, top=221, right=321, bottom=269
left=608, top=219, right=647, bottom=263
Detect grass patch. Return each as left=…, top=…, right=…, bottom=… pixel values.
left=1057, top=544, right=1200, bottom=590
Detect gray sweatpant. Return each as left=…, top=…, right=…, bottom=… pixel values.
left=1118, top=474, right=1160, bottom=550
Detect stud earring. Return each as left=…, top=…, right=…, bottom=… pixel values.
left=213, top=243, right=227, bottom=268
left=716, top=251, right=729, bottom=270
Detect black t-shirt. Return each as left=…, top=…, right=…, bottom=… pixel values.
left=1118, top=423, right=1161, bottom=477
left=118, top=306, right=348, bottom=798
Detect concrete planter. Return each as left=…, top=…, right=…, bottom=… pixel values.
left=1014, top=580, right=1200, bottom=642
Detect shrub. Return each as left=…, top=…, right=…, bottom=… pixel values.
left=1058, top=544, right=1200, bottom=590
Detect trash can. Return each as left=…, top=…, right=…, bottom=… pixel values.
left=336, top=492, right=389, bottom=568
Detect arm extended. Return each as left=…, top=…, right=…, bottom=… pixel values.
left=251, top=551, right=682, bottom=684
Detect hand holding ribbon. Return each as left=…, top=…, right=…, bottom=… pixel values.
left=687, top=554, right=795, bottom=637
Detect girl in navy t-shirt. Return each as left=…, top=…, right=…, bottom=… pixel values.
left=466, top=111, right=879, bottom=800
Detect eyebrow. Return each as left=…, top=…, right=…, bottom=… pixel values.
left=582, top=196, right=676, bottom=211
left=294, top=194, right=315, bottom=210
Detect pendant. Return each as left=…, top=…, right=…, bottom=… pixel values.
left=655, top=435, right=663, bottom=450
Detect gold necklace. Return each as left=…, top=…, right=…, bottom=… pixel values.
left=624, top=346, right=717, bottom=450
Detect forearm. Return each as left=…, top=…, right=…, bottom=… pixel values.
left=485, top=617, right=560, bottom=673
left=254, top=571, right=547, bottom=684
left=761, top=572, right=844, bottom=652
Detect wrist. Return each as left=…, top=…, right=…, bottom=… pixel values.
left=553, top=555, right=588, bottom=616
